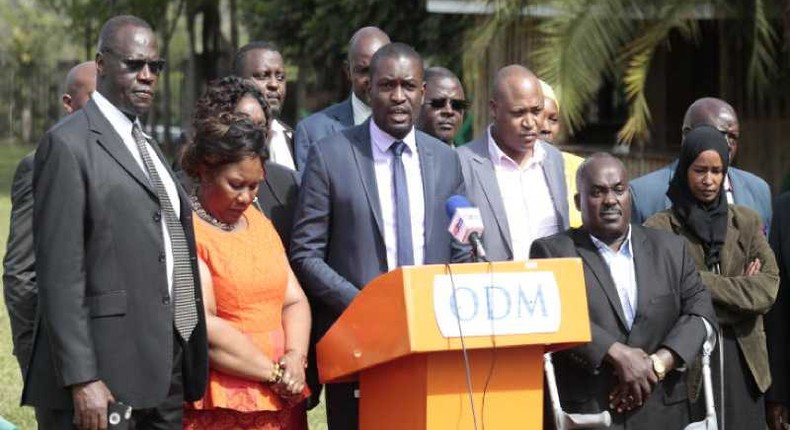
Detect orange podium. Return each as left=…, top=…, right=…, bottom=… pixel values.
left=317, top=259, right=590, bottom=429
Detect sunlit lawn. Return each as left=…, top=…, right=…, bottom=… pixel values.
left=0, top=142, right=328, bottom=429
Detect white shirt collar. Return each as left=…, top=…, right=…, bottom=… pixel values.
left=590, top=225, right=633, bottom=256
left=486, top=125, right=546, bottom=169
left=370, top=119, right=417, bottom=156
left=92, top=90, right=146, bottom=138
left=351, top=92, right=372, bottom=126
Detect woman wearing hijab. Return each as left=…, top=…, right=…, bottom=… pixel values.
left=644, top=125, right=779, bottom=429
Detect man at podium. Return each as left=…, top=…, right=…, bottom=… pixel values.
left=290, top=43, right=469, bottom=430
left=530, top=153, right=717, bottom=429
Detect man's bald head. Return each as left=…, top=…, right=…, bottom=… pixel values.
left=682, top=97, right=740, bottom=161
left=62, top=61, right=97, bottom=114
left=346, top=27, right=390, bottom=104
left=492, top=65, right=540, bottom=103
left=576, top=153, right=631, bottom=248
left=488, top=65, right=544, bottom=165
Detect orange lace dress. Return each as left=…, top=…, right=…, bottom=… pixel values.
left=184, top=207, right=307, bottom=429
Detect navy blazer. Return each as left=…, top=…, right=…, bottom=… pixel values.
left=290, top=120, right=470, bottom=339
left=457, top=135, right=570, bottom=261
left=293, top=98, right=354, bottom=172
left=630, top=160, right=772, bottom=232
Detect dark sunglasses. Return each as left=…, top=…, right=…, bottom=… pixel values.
left=120, top=58, right=166, bottom=75
left=426, top=98, right=470, bottom=112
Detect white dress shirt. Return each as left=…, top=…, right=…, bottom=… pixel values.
left=487, top=127, right=561, bottom=260
left=352, top=92, right=372, bottom=126
left=590, top=226, right=637, bottom=329
left=269, top=119, right=296, bottom=170
left=370, top=121, right=425, bottom=270
left=93, top=91, right=179, bottom=295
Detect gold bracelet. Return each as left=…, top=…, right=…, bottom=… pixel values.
left=267, top=362, right=284, bottom=384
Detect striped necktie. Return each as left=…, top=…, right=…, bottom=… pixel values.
left=132, top=123, right=198, bottom=341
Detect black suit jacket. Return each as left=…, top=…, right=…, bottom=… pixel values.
left=766, top=191, right=790, bottom=405
left=530, top=225, right=717, bottom=429
left=3, top=152, right=36, bottom=374
left=25, top=99, right=208, bottom=409
left=258, top=161, right=300, bottom=252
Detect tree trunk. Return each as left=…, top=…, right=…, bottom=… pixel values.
left=230, top=0, right=239, bottom=52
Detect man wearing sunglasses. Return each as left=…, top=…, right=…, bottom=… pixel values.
left=457, top=65, right=570, bottom=261
left=629, top=97, right=771, bottom=233
left=294, top=27, right=390, bottom=172
left=26, top=15, right=207, bottom=430
left=416, top=67, right=468, bottom=146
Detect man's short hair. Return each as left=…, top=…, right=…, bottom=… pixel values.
left=424, top=66, right=458, bottom=84
left=369, top=43, right=423, bottom=78
left=232, top=41, right=281, bottom=76
left=97, top=15, right=152, bottom=54
left=576, top=152, right=627, bottom=192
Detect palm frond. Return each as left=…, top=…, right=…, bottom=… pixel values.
left=743, top=0, right=778, bottom=98
left=533, top=0, right=638, bottom=133
left=617, top=1, right=698, bottom=146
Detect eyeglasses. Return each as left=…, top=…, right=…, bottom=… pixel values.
left=120, top=58, right=166, bottom=75
left=425, top=98, right=470, bottom=112
left=102, top=49, right=166, bottom=75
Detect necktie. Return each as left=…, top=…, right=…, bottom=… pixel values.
left=391, top=140, right=414, bottom=266
left=132, top=123, right=198, bottom=341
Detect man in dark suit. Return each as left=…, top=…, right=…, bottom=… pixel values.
left=290, top=42, right=469, bottom=430
left=27, top=16, right=207, bottom=429
left=766, top=191, right=790, bottom=430
left=293, top=27, right=390, bottom=171
left=3, top=61, right=96, bottom=377
left=630, top=97, right=772, bottom=231
left=458, top=65, right=569, bottom=261
left=234, top=41, right=296, bottom=170
left=530, top=153, right=716, bottom=429
left=416, top=66, right=468, bottom=146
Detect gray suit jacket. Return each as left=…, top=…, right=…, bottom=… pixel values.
left=290, top=120, right=471, bottom=339
left=258, top=161, right=300, bottom=252
left=3, top=152, right=36, bottom=374
left=294, top=98, right=354, bottom=172
left=457, top=136, right=570, bottom=261
left=530, top=226, right=717, bottom=429
left=630, top=160, right=772, bottom=233
left=25, top=99, right=208, bottom=409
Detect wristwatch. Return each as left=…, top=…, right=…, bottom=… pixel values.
left=649, top=354, right=667, bottom=381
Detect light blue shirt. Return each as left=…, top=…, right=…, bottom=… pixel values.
left=590, top=226, right=637, bottom=329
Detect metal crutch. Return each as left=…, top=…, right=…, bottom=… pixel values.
left=544, top=352, right=612, bottom=430
left=683, top=339, right=718, bottom=430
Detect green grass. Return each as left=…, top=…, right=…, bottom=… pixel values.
left=0, top=142, right=329, bottom=429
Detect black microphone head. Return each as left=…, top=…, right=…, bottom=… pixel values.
left=445, top=195, right=471, bottom=218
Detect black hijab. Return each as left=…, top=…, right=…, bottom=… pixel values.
left=667, top=125, right=730, bottom=269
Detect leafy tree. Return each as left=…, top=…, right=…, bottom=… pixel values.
left=466, top=0, right=783, bottom=148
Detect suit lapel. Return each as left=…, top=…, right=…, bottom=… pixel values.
left=542, top=146, right=566, bottom=227
left=332, top=98, right=354, bottom=127
left=417, top=133, right=436, bottom=245
left=468, top=139, right=513, bottom=256
left=85, top=101, right=156, bottom=199
left=630, top=226, right=657, bottom=327
left=729, top=169, right=754, bottom=208
left=572, top=229, right=629, bottom=329
left=349, top=122, right=385, bottom=240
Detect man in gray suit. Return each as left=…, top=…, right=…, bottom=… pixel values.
left=630, top=97, right=772, bottom=231
left=27, top=16, right=207, bottom=429
left=293, top=26, right=390, bottom=171
left=3, top=61, right=95, bottom=377
left=458, top=65, right=569, bottom=261
left=416, top=66, right=468, bottom=146
left=530, top=153, right=717, bottom=429
left=290, top=42, right=469, bottom=430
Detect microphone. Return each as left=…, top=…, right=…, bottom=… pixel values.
left=445, top=195, right=488, bottom=262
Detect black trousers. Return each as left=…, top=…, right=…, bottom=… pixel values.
left=35, top=335, right=185, bottom=430
left=326, top=382, right=359, bottom=430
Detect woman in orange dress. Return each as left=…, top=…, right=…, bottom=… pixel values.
left=181, top=111, right=311, bottom=429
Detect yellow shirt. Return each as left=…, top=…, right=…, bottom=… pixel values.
left=562, top=152, right=585, bottom=228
